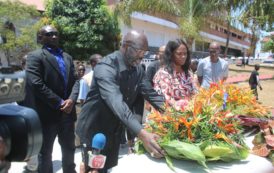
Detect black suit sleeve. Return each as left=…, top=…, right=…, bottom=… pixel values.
left=26, top=52, right=62, bottom=109
left=67, top=57, right=80, bottom=102
left=94, top=64, right=143, bottom=135
left=145, top=63, right=156, bottom=85
left=69, top=79, right=79, bottom=102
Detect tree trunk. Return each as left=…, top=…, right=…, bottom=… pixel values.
left=224, top=20, right=230, bottom=58
left=186, top=37, right=194, bottom=52
left=250, top=27, right=258, bottom=58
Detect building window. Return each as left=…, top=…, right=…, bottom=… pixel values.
left=232, top=33, right=237, bottom=37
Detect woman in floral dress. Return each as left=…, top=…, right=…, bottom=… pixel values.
left=153, top=39, right=195, bottom=110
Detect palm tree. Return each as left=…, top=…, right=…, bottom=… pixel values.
left=115, top=0, right=215, bottom=49
left=115, top=0, right=180, bottom=25
left=178, top=0, right=214, bottom=49
left=209, top=0, right=246, bottom=57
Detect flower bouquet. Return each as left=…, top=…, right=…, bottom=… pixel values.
left=136, top=82, right=272, bottom=170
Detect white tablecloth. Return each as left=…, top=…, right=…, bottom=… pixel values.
left=111, top=153, right=273, bottom=173
left=111, top=136, right=274, bottom=173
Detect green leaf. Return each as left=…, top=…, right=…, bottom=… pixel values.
left=161, top=140, right=207, bottom=167
left=165, top=155, right=176, bottom=172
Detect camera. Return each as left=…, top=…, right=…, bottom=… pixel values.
left=0, top=66, right=42, bottom=163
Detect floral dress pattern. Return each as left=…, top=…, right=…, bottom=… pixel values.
left=153, top=67, right=194, bottom=107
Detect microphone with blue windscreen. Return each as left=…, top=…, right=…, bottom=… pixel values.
left=91, top=133, right=106, bottom=151
left=87, top=133, right=107, bottom=170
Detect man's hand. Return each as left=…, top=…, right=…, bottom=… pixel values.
left=80, top=163, right=99, bottom=173
left=137, top=129, right=165, bottom=158
left=60, top=99, right=74, bottom=114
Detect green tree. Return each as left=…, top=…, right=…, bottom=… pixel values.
left=262, top=35, right=274, bottom=53
left=0, top=0, right=40, bottom=65
left=240, top=0, right=274, bottom=57
left=45, top=0, right=121, bottom=60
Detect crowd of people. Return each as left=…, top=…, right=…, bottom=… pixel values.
left=3, top=24, right=262, bottom=173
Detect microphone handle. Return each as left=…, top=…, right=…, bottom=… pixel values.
left=92, top=149, right=101, bottom=155
left=81, top=144, right=92, bottom=173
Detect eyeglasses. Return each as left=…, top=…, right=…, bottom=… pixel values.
left=44, top=32, right=59, bottom=37
left=209, top=50, right=218, bottom=54
left=209, top=48, right=219, bottom=54
left=129, top=45, right=149, bottom=56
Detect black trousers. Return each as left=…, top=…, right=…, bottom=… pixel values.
left=39, top=114, right=76, bottom=173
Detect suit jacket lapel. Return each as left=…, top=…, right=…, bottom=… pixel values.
left=63, top=53, right=70, bottom=84
left=42, top=49, right=64, bottom=79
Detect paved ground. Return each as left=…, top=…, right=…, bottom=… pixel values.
left=9, top=139, right=129, bottom=173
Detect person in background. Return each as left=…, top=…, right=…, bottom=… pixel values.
left=76, top=30, right=165, bottom=173
left=249, top=64, right=263, bottom=100
left=190, top=59, right=199, bottom=89
left=26, top=25, right=79, bottom=173
left=197, top=42, right=228, bottom=88
left=82, top=54, right=103, bottom=87
left=242, top=57, right=245, bottom=68
left=76, top=64, right=86, bottom=79
left=146, top=45, right=166, bottom=86
left=153, top=39, right=194, bottom=111
left=190, top=59, right=198, bottom=74
left=76, top=64, right=88, bottom=104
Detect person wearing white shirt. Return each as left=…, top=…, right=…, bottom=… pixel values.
left=82, top=54, right=102, bottom=88
left=197, top=42, right=228, bottom=88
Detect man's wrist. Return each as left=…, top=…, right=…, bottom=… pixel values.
left=137, top=129, right=146, bottom=140
left=56, top=99, right=64, bottom=109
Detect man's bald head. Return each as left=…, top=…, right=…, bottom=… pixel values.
left=209, top=42, right=220, bottom=49
left=121, top=30, right=149, bottom=67
left=38, top=25, right=59, bottom=48
left=122, top=30, right=148, bottom=49
left=159, top=45, right=165, bottom=52
left=209, top=41, right=221, bottom=62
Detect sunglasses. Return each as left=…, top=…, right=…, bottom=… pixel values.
left=44, top=32, right=59, bottom=37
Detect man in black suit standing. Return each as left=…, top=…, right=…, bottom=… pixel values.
left=26, top=25, right=79, bottom=173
